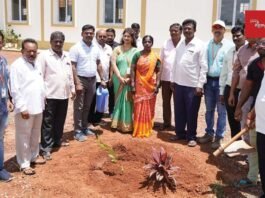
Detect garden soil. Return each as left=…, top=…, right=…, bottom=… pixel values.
left=0, top=51, right=262, bottom=198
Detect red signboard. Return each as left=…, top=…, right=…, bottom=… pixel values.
left=245, top=10, right=265, bottom=38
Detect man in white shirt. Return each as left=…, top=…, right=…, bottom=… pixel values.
left=219, top=26, right=246, bottom=138
left=10, top=38, right=46, bottom=175
left=171, top=19, right=207, bottom=147
left=88, top=29, right=112, bottom=124
left=198, top=20, right=233, bottom=149
left=160, top=23, right=182, bottom=131
left=39, top=31, right=75, bottom=160
left=131, top=23, right=143, bottom=50
left=69, top=24, right=106, bottom=142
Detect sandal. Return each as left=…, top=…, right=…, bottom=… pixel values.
left=22, top=167, right=36, bottom=175
left=234, top=178, right=256, bottom=188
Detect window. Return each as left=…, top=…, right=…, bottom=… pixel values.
left=219, top=0, right=251, bottom=26
left=98, top=0, right=125, bottom=27
left=52, top=0, right=74, bottom=26
left=6, top=0, right=28, bottom=23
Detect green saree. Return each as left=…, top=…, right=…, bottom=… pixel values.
left=111, top=46, right=137, bottom=132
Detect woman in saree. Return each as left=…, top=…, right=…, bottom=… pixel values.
left=131, top=35, right=161, bottom=137
left=111, top=28, right=137, bottom=132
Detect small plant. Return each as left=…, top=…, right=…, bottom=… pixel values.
left=5, top=25, right=21, bottom=43
left=1, top=25, right=21, bottom=49
left=142, top=147, right=179, bottom=193
left=97, top=139, right=118, bottom=163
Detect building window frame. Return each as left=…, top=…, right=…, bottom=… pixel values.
left=97, top=0, right=126, bottom=29
left=51, top=0, right=75, bottom=27
left=5, top=0, right=29, bottom=25
left=213, top=0, right=257, bottom=28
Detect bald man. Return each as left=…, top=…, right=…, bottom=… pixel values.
left=88, top=30, right=112, bottom=125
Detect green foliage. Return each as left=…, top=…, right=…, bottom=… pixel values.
left=97, top=139, right=118, bottom=163
left=1, top=25, right=21, bottom=44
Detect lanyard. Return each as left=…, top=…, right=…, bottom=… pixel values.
left=211, top=42, right=222, bottom=61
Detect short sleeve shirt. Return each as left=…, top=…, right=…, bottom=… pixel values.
left=69, top=40, right=101, bottom=77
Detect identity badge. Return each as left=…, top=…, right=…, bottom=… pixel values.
left=1, top=87, right=7, bottom=98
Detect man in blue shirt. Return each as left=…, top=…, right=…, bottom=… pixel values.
left=0, top=31, right=13, bottom=182
left=198, top=20, right=233, bottom=149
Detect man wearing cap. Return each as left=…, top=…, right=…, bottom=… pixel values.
left=198, top=20, right=233, bottom=149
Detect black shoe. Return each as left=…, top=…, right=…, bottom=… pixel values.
left=169, top=135, right=186, bottom=141
left=160, top=124, right=172, bottom=131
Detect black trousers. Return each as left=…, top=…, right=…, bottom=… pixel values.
left=41, top=99, right=68, bottom=152
left=257, top=132, right=265, bottom=197
left=108, top=83, right=115, bottom=115
left=88, top=83, right=103, bottom=124
left=224, top=85, right=241, bottom=138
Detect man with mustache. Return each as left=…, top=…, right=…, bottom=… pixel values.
left=10, top=38, right=46, bottom=175
left=171, top=19, right=208, bottom=147
left=198, top=20, right=233, bottom=149
left=39, top=31, right=75, bottom=160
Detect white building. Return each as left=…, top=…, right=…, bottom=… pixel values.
left=0, top=0, right=264, bottom=50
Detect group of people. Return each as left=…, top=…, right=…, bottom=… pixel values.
left=0, top=18, right=264, bottom=198
left=0, top=22, right=160, bottom=179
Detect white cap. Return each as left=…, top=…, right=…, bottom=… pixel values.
left=212, top=20, right=226, bottom=28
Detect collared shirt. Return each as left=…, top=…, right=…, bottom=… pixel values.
left=136, top=37, right=143, bottom=50
left=160, top=38, right=181, bottom=81
left=171, top=37, right=208, bottom=88
left=255, top=71, right=265, bottom=134
left=69, top=40, right=101, bottom=77
left=0, top=56, right=9, bottom=114
left=38, top=49, right=75, bottom=99
left=207, top=38, right=233, bottom=77
left=10, top=57, right=45, bottom=114
left=233, top=43, right=259, bottom=89
left=94, top=42, right=113, bottom=82
left=219, top=46, right=240, bottom=95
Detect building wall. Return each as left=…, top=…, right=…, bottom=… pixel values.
left=257, top=0, right=265, bottom=8
left=0, top=0, right=5, bottom=30
left=146, top=0, right=214, bottom=48
left=14, top=0, right=42, bottom=40
left=0, top=0, right=263, bottom=50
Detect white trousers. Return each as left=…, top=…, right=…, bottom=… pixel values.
left=15, top=113, right=42, bottom=169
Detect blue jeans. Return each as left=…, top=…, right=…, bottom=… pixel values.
left=204, top=78, right=226, bottom=138
left=0, top=111, right=8, bottom=170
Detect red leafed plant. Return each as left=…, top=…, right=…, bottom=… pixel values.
left=141, top=147, right=179, bottom=193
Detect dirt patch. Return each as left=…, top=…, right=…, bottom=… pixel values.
left=0, top=51, right=262, bottom=197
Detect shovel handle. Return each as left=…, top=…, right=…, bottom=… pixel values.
left=213, top=128, right=249, bottom=157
